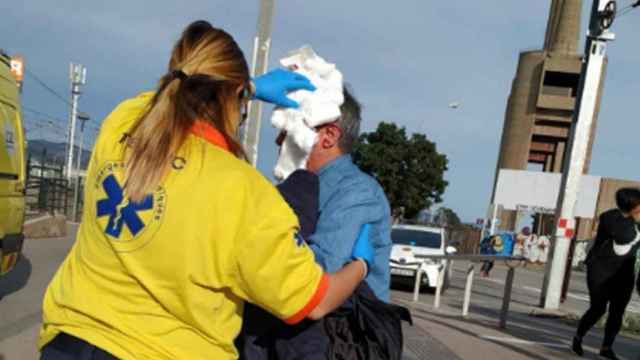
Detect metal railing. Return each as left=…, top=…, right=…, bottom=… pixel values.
left=411, top=255, right=527, bottom=329
left=25, top=152, right=71, bottom=216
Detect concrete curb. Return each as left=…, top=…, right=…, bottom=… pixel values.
left=23, top=215, right=67, bottom=239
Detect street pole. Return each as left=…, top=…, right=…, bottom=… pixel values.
left=541, top=0, right=616, bottom=310
left=490, top=204, right=501, bottom=235
left=242, top=0, right=275, bottom=167
left=65, top=63, right=87, bottom=181
left=72, top=112, right=90, bottom=221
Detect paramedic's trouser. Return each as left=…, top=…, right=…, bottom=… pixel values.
left=576, top=262, right=635, bottom=348
left=239, top=303, right=328, bottom=360
left=40, top=333, right=118, bottom=360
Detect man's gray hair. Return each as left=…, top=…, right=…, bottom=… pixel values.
left=337, top=86, right=362, bottom=154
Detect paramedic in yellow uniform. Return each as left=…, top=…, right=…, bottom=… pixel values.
left=39, top=20, right=372, bottom=360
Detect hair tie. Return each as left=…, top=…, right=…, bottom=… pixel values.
left=171, top=69, right=188, bottom=81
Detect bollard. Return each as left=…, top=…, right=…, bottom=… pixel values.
left=462, top=263, right=475, bottom=317
left=412, top=266, right=423, bottom=303
left=499, top=267, right=515, bottom=328
left=434, top=263, right=444, bottom=309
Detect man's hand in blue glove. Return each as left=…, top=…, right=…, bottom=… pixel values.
left=253, top=69, right=316, bottom=108
left=351, top=223, right=375, bottom=278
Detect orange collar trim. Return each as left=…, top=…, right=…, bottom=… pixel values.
left=191, top=121, right=231, bottom=153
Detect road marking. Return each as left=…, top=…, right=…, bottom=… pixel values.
left=565, top=292, right=589, bottom=302
left=523, top=285, right=541, bottom=293
left=478, top=335, right=567, bottom=349
left=480, top=277, right=504, bottom=285
left=522, top=286, right=640, bottom=314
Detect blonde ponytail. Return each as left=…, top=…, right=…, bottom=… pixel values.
left=123, top=21, right=249, bottom=202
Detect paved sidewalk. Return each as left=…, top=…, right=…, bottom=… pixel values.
left=402, top=316, right=461, bottom=360
left=391, top=261, right=640, bottom=360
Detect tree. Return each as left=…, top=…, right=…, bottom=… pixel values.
left=353, top=122, right=448, bottom=219
left=433, top=207, right=462, bottom=228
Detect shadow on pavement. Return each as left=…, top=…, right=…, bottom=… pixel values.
left=411, top=302, right=638, bottom=360
left=410, top=310, right=576, bottom=360
left=0, top=255, right=33, bottom=300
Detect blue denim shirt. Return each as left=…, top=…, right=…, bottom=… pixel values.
left=308, top=155, right=392, bottom=302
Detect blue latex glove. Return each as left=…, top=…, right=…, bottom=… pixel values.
left=351, top=223, right=375, bottom=273
left=253, top=69, right=316, bottom=108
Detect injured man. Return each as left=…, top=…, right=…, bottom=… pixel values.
left=238, top=46, right=393, bottom=360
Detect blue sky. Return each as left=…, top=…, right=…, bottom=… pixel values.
left=2, top=1, right=639, bottom=222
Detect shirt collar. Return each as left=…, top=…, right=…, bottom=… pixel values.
left=317, top=154, right=353, bottom=178
left=191, top=121, right=231, bottom=152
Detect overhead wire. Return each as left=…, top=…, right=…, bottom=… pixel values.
left=23, top=67, right=73, bottom=108
left=615, top=0, right=640, bottom=19
left=22, top=105, right=102, bottom=147
left=22, top=106, right=67, bottom=124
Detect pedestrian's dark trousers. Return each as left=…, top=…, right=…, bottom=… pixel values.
left=481, top=261, right=494, bottom=274
left=40, top=333, right=118, bottom=360
left=576, top=263, right=635, bottom=348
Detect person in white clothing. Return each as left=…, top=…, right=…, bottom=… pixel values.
left=536, top=235, right=551, bottom=264
left=525, top=234, right=538, bottom=263
left=513, top=227, right=530, bottom=257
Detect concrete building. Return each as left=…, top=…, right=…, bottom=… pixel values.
left=493, top=0, right=606, bottom=233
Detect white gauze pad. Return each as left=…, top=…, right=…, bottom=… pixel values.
left=271, top=46, right=344, bottom=180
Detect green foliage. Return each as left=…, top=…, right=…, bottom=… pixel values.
left=433, top=207, right=462, bottom=228
left=353, top=122, right=448, bottom=219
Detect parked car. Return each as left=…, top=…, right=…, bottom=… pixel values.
left=0, top=50, right=25, bottom=279
left=389, top=224, right=456, bottom=291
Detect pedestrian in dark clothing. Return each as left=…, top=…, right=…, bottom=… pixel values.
left=480, top=235, right=498, bottom=277
left=239, top=169, right=406, bottom=360
left=572, top=188, right=640, bottom=360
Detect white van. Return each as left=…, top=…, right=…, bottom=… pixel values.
left=389, top=224, right=456, bottom=290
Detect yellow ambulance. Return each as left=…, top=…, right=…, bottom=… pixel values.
left=0, top=50, right=25, bottom=276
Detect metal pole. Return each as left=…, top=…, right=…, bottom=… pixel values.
left=462, top=263, right=475, bottom=317
left=72, top=114, right=89, bottom=221
left=490, top=204, right=500, bottom=235
left=434, top=264, right=444, bottom=309
left=542, top=0, right=615, bottom=310
left=412, top=267, right=423, bottom=303
left=499, top=267, right=515, bottom=328
left=242, top=0, right=275, bottom=167
left=65, top=63, right=87, bottom=180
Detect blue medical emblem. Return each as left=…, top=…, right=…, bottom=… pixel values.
left=96, top=175, right=153, bottom=238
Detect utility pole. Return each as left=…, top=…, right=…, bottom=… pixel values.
left=541, top=0, right=617, bottom=310
left=242, top=0, right=275, bottom=167
left=65, top=63, right=87, bottom=180
left=72, top=112, right=90, bottom=221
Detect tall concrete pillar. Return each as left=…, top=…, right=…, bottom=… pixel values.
left=544, top=0, right=582, bottom=54
left=553, top=142, right=566, bottom=173
left=494, top=51, right=546, bottom=172
left=492, top=0, right=585, bottom=234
